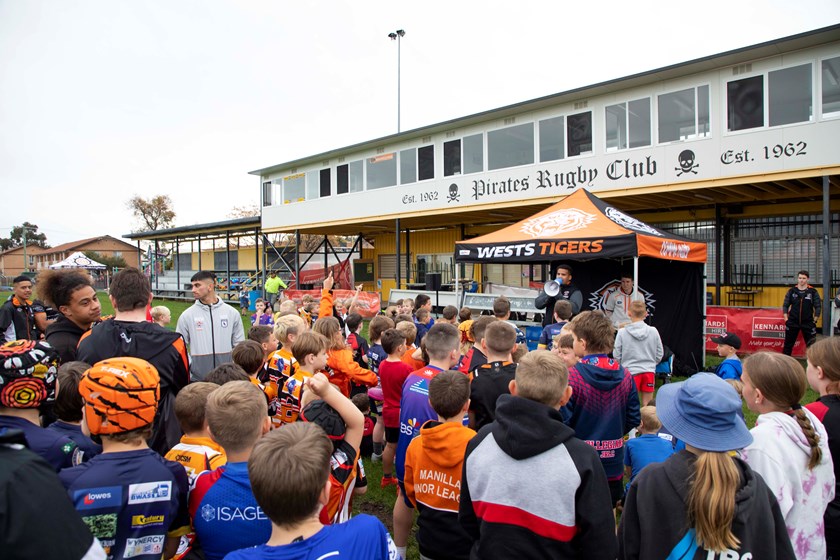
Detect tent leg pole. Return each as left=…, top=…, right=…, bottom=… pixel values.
left=633, top=257, right=639, bottom=297
left=702, top=263, right=707, bottom=369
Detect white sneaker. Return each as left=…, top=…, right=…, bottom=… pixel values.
left=371, top=452, right=382, bottom=463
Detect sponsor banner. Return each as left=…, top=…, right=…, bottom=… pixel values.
left=124, top=535, right=165, bottom=558
left=705, top=306, right=806, bottom=357
left=282, top=289, right=381, bottom=318
left=127, top=481, right=172, bottom=505
left=75, top=486, right=122, bottom=510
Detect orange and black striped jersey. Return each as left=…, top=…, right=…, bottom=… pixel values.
left=164, top=435, right=227, bottom=488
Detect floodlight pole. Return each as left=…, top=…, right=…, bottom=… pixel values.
left=388, top=29, right=405, bottom=133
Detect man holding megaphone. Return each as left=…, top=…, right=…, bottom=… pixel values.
left=535, top=264, right=583, bottom=327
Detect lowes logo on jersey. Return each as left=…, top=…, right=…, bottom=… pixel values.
left=75, top=486, right=122, bottom=510
left=128, top=481, right=172, bottom=504
left=200, top=504, right=267, bottom=522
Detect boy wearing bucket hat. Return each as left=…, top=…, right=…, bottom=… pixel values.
left=60, top=357, right=190, bottom=560
left=618, top=373, right=795, bottom=559
left=0, top=339, right=81, bottom=471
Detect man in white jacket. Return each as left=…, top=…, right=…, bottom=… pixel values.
left=176, top=271, right=245, bottom=380
left=614, top=301, right=663, bottom=406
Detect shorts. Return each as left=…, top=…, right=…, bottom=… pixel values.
left=608, top=479, right=624, bottom=507
left=397, top=480, right=415, bottom=509
left=633, top=372, right=655, bottom=393
left=385, top=426, right=400, bottom=444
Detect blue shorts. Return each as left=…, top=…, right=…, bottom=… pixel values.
left=397, top=480, right=415, bottom=509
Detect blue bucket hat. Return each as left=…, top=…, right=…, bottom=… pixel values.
left=656, top=372, right=752, bottom=452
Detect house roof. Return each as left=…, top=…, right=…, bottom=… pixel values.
left=0, top=245, right=44, bottom=257
left=37, top=235, right=138, bottom=256
left=122, top=216, right=261, bottom=241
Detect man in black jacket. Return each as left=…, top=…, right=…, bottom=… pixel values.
left=0, top=276, right=38, bottom=342
left=782, top=270, right=821, bottom=355
left=535, top=264, right=583, bottom=327
left=77, top=268, right=189, bottom=455
left=41, top=269, right=102, bottom=363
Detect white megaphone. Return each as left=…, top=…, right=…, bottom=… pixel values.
left=543, top=279, right=562, bottom=298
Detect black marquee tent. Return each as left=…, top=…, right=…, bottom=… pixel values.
left=454, top=189, right=708, bottom=369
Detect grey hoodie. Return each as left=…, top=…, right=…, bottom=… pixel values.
left=614, top=320, right=663, bottom=374
left=176, top=297, right=245, bottom=380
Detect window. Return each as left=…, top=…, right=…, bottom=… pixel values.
left=337, top=165, right=348, bottom=194
left=366, top=153, right=397, bottom=189
left=262, top=181, right=272, bottom=207
left=444, top=140, right=461, bottom=176
left=658, top=85, right=710, bottom=142
left=463, top=133, right=483, bottom=174
left=823, top=56, right=840, bottom=117
left=539, top=115, right=565, bottom=162
left=214, top=251, right=239, bottom=270
left=727, top=76, right=764, bottom=131
left=336, top=160, right=363, bottom=194
left=769, top=64, right=812, bottom=126
left=418, top=145, right=434, bottom=181
left=605, top=104, right=626, bottom=151
left=488, top=122, right=534, bottom=170
left=378, top=254, right=411, bottom=279
left=177, top=254, right=192, bottom=271
left=400, top=148, right=417, bottom=184
left=606, top=98, right=652, bottom=151
left=320, top=168, right=331, bottom=197
left=566, top=112, right=592, bottom=157
left=306, top=170, right=319, bottom=200
left=283, top=174, right=305, bottom=203
left=114, top=251, right=122, bottom=258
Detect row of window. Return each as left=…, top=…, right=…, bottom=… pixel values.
left=264, top=56, right=840, bottom=206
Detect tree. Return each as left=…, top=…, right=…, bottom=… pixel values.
left=227, top=205, right=260, bottom=219
left=127, top=195, right=176, bottom=232
left=83, top=251, right=127, bottom=271
left=0, top=222, right=49, bottom=251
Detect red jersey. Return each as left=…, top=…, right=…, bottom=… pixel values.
left=380, top=359, right=414, bottom=428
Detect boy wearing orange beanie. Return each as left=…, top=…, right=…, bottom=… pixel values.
left=60, top=357, right=190, bottom=560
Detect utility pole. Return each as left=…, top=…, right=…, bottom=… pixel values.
left=388, top=29, right=406, bottom=133
left=21, top=225, right=35, bottom=273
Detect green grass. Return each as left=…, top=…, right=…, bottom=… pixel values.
left=354, top=455, right=420, bottom=559
left=2, top=291, right=248, bottom=335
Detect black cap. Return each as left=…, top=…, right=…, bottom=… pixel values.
left=711, top=331, right=741, bottom=349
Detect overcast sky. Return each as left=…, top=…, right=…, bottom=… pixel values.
left=1, top=1, right=838, bottom=245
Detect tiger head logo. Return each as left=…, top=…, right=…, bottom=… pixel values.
left=520, top=208, right=596, bottom=238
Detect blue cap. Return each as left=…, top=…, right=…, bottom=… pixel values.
left=656, top=373, right=752, bottom=452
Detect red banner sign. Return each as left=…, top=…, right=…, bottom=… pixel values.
left=283, top=289, right=382, bottom=319
left=705, top=306, right=806, bottom=357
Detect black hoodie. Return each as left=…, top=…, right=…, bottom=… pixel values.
left=77, top=319, right=190, bottom=455
left=459, top=394, right=617, bottom=560
left=618, top=450, right=795, bottom=559
left=45, top=315, right=88, bottom=364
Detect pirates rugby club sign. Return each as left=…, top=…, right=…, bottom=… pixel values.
left=455, top=189, right=707, bottom=264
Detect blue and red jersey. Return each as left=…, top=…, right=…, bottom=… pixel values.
left=189, top=462, right=271, bottom=560
left=395, top=365, right=443, bottom=483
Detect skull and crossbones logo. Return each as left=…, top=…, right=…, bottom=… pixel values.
left=447, top=183, right=460, bottom=203
left=676, top=150, right=699, bottom=176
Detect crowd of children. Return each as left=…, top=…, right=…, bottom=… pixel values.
left=3, top=270, right=840, bottom=560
